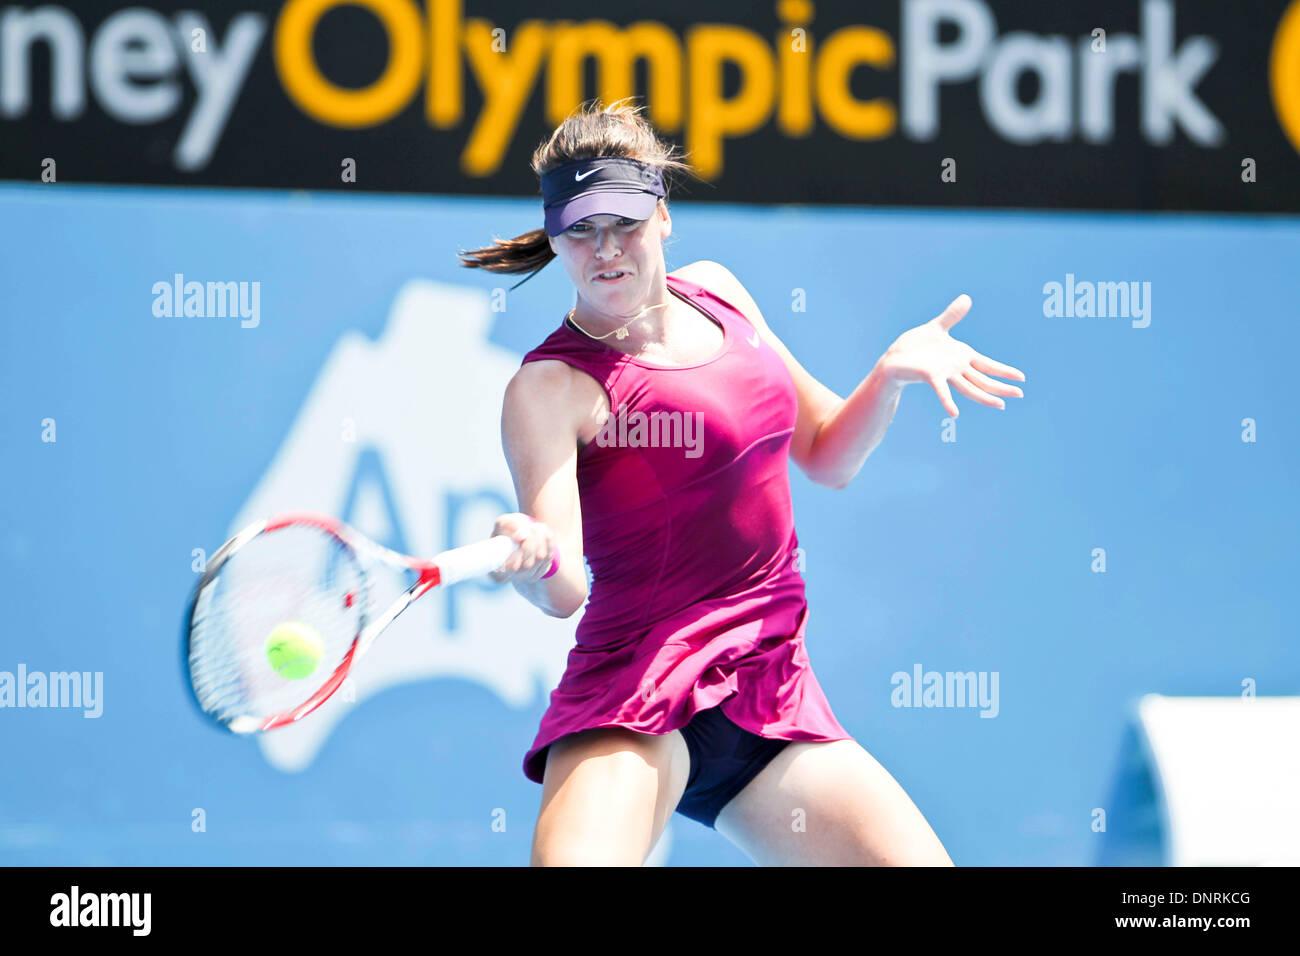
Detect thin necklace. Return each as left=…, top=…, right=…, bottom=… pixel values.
left=567, top=301, right=670, bottom=341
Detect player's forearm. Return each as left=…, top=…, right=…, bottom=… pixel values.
left=512, top=565, right=586, bottom=618
left=804, top=361, right=904, bottom=490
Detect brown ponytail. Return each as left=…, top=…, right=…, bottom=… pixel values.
left=457, top=98, right=694, bottom=288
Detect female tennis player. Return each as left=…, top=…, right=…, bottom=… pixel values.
left=459, top=100, right=1025, bottom=866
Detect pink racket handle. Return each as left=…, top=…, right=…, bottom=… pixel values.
left=526, top=515, right=561, bottom=579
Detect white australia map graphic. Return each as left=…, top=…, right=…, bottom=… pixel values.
left=228, top=279, right=575, bottom=774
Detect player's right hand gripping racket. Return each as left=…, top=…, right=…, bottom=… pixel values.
left=185, top=511, right=519, bottom=735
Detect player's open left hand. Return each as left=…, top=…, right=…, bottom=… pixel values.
left=875, top=294, right=1026, bottom=418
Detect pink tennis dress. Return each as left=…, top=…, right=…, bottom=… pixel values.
left=519, top=272, right=853, bottom=784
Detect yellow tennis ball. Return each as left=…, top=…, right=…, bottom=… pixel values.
left=265, top=622, right=323, bottom=680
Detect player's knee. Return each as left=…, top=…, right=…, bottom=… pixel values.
left=531, top=836, right=644, bottom=866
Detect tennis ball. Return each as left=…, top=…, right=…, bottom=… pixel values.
left=265, top=622, right=323, bottom=680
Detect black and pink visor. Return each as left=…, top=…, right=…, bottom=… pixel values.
left=541, top=157, right=666, bottom=237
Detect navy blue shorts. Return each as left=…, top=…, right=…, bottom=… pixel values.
left=673, top=706, right=791, bottom=829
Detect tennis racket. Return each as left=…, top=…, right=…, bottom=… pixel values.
left=185, top=511, right=520, bottom=735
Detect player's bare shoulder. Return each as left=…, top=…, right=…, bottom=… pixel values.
left=504, top=359, right=585, bottom=427
left=671, top=260, right=771, bottom=333
left=503, top=358, right=609, bottom=448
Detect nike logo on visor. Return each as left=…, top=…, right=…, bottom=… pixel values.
left=574, top=168, right=603, bottom=181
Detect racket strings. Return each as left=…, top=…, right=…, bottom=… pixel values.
left=188, top=524, right=369, bottom=726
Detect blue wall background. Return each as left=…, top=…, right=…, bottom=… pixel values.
left=1, top=183, right=1296, bottom=865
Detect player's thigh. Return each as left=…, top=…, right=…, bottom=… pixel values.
left=714, top=738, right=954, bottom=866
left=531, top=726, right=691, bottom=866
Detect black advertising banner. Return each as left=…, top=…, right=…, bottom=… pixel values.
left=1, top=0, right=1298, bottom=211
